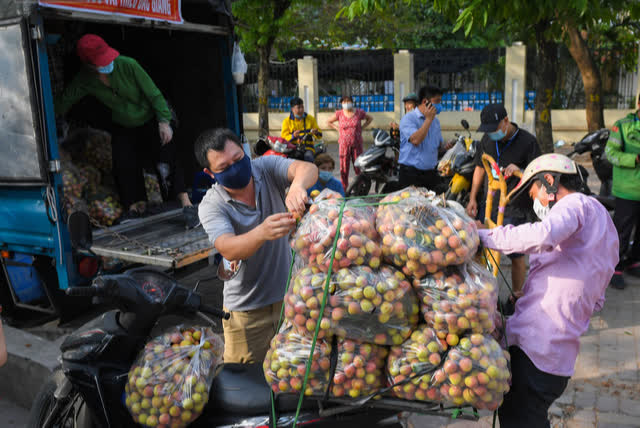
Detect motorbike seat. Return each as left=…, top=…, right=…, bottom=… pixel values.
left=207, top=363, right=308, bottom=416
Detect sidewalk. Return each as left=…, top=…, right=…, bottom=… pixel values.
left=408, top=274, right=640, bottom=428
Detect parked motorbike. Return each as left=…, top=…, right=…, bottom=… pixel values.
left=28, top=213, right=401, bottom=428
left=254, top=130, right=326, bottom=162
left=346, top=129, right=400, bottom=196
left=562, top=128, right=614, bottom=210
left=438, top=120, right=477, bottom=205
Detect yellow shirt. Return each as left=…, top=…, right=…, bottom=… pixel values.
left=281, top=113, right=320, bottom=142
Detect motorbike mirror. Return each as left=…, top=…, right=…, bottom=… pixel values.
left=461, top=119, right=470, bottom=130
left=554, top=140, right=566, bottom=148
left=67, top=210, right=93, bottom=250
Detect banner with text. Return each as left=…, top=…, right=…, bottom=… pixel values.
left=39, top=0, right=183, bottom=24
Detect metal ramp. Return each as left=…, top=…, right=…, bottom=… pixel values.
left=90, top=209, right=213, bottom=269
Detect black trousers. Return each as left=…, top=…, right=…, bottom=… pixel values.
left=498, top=346, right=569, bottom=428
left=398, top=164, right=443, bottom=192
left=612, top=197, right=640, bottom=269
left=110, top=121, right=186, bottom=209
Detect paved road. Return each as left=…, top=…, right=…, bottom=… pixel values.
left=0, top=398, right=29, bottom=427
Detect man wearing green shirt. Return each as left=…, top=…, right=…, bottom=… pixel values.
left=56, top=34, right=197, bottom=225
left=605, top=94, right=640, bottom=289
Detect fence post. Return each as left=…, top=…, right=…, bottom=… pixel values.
left=635, top=47, right=640, bottom=108
left=394, top=50, right=414, bottom=124
left=504, top=42, right=527, bottom=124
left=297, top=56, right=319, bottom=118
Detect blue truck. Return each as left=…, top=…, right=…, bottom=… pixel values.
left=0, top=0, right=239, bottom=325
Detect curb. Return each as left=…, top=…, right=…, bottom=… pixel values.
left=0, top=325, right=63, bottom=410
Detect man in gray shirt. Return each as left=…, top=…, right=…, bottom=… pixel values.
left=196, top=128, right=318, bottom=363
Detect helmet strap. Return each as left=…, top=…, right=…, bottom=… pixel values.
left=535, top=172, right=560, bottom=206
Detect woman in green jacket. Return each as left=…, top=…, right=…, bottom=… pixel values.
left=605, top=95, right=640, bottom=289
left=56, top=34, right=196, bottom=225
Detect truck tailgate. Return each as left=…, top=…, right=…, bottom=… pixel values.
left=90, top=209, right=213, bottom=268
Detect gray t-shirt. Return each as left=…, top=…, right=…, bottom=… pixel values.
left=199, top=156, right=294, bottom=311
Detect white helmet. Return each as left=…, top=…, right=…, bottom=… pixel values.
left=508, top=153, right=580, bottom=201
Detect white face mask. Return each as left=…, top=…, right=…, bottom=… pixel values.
left=342, top=102, right=353, bottom=111
left=533, top=197, right=550, bottom=220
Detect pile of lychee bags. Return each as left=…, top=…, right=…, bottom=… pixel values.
left=264, top=187, right=511, bottom=411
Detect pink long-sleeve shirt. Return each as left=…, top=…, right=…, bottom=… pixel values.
left=478, top=192, right=618, bottom=376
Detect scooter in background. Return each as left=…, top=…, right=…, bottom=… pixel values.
left=347, top=129, right=400, bottom=196
left=438, top=120, right=477, bottom=205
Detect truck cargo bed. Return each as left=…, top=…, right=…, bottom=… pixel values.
left=90, top=209, right=213, bottom=269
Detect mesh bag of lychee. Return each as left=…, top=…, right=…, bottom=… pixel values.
left=376, top=187, right=480, bottom=280
left=386, top=325, right=448, bottom=403
left=310, top=187, right=343, bottom=202
left=291, top=197, right=382, bottom=273
left=124, top=325, right=224, bottom=427
left=417, top=261, right=498, bottom=339
left=61, top=161, right=87, bottom=199
left=429, top=334, right=511, bottom=411
left=263, top=324, right=388, bottom=399
left=284, top=264, right=419, bottom=345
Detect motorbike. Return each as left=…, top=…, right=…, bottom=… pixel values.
left=438, top=120, right=477, bottom=205
left=561, top=128, right=615, bottom=210
left=254, top=130, right=326, bottom=162
left=346, top=129, right=400, bottom=196
left=28, top=212, right=402, bottom=428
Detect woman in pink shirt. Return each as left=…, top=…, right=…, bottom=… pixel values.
left=327, top=95, right=373, bottom=190
left=477, top=154, right=618, bottom=428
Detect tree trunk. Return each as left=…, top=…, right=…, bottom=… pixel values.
left=564, top=23, right=605, bottom=132
left=257, top=46, right=271, bottom=137
left=533, top=21, right=558, bottom=154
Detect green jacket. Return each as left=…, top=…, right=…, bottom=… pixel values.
left=55, top=56, right=171, bottom=128
left=605, top=111, right=640, bottom=201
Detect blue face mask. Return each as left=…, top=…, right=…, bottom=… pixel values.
left=488, top=129, right=506, bottom=141
left=213, top=155, right=252, bottom=189
left=294, top=114, right=303, bottom=119
left=319, top=171, right=333, bottom=183
left=96, top=61, right=114, bottom=74
left=433, top=103, right=442, bottom=115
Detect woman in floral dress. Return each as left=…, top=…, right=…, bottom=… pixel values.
left=327, top=95, right=373, bottom=190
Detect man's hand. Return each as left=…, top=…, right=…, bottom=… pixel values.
left=158, top=122, right=173, bottom=145
left=286, top=183, right=308, bottom=215
left=466, top=198, right=478, bottom=218
left=259, top=213, right=296, bottom=241
left=475, top=220, right=486, bottom=230
left=292, top=130, right=301, bottom=139
left=503, top=163, right=520, bottom=178
left=423, top=103, right=437, bottom=121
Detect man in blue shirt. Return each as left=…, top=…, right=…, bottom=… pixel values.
left=398, top=86, right=444, bottom=191
left=308, top=153, right=345, bottom=196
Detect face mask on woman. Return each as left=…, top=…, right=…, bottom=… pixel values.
left=319, top=170, right=333, bottom=183
left=342, top=102, right=353, bottom=111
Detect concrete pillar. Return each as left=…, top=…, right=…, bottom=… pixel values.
left=394, top=50, right=414, bottom=123
left=504, top=42, right=526, bottom=125
left=297, top=56, right=319, bottom=118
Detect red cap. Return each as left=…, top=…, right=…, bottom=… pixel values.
left=76, top=34, right=119, bottom=67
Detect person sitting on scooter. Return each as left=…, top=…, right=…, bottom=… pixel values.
left=466, top=104, right=541, bottom=297
left=55, top=34, right=198, bottom=226
left=606, top=94, right=640, bottom=289
left=307, top=153, right=345, bottom=197
left=196, top=128, right=318, bottom=364
left=281, top=97, right=322, bottom=163
left=476, top=153, right=618, bottom=428
left=398, top=86, right=445, bottom=191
